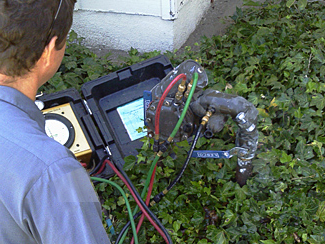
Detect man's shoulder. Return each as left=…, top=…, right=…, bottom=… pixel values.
left=0, top=125, right=74, bottom=164
left=0, top=120, right=79, bottom=191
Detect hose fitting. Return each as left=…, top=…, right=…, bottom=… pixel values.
left=184, top=79, right=194, bottom=98
left=175, top=79, right=187, bottom=101
left=204, top=129, right=214, bottom=139
left=159, top=140, right=170, bottom=153
left=153, top=139, right=159, bottom=152
left=201, top=110, right=214, bottom=126
left=151, top=191, right=166, bottom=206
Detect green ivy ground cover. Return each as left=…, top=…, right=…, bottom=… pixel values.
left=43, top=0, right=325, bottom=243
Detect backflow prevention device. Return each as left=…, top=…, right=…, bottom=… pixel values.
left=145, top=60, right=259, bottom=186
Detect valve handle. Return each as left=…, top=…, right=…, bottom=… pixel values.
left=191, top=147, right=249, bottom=159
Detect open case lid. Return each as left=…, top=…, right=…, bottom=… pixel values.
left=81, top=55, right=174, bottom=170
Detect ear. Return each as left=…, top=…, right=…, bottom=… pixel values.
left=40, top=36, right=58, bottom=68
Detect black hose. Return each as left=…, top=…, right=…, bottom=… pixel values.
left=114, top=162, right=173, bottom=244
left=115, top=211, right=143, bottom=243
left=167, top=124, right=203, bottom=191
left=116, top=125, right=203, bottom=242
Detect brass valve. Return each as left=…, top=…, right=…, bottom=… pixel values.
left=184, top=79, right=193, bottom=98
left=175, top=80, right=187, bottom=101
left=201, top=110, right=213, bottom=126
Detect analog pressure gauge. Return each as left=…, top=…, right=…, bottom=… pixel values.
left=44, top=113, right=75, bottom=148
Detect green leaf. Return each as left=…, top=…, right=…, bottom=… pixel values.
left=294, top=107, right=303, bottom=119
left=123, top=155, right=136, bottom=171
left=286, top=0, right=295, bottom=8
left=311, top=47, right=325, bottom=64
left=308, top=235, right=325, bottom=244
left=310, top=93, right=325, bottom=110
left=207, top=161, right=219, bottom=171
left=197, top=239, right=209, bottom=244
left=219, top=181, right=235, bottom=200
left=215, top=231, right=228, bottom=244
left=206, top=226, right=228, bottom=244
left=280, top=151, right=292, bottom=163
left=235, top=184, right=248, bottom=201
left=97, top=182, right=107, bottom=192
left=248, top=92, right=258, bottom=106
left=316, top=201, right=325, bottom=222
left=159, top=212, right=173, bottom=225
left=297, top=0, right=307, bottom=10
left=261, top=240, right=276, bottom=244
left=191, top=211, right=205, bottom=225
left=65, top=61, right=77, bottom=70
left=204, top=186, right=211, bottom=196
left=117, top=196, right=125, bottom=206
left=196, top=137, right=208, bottom=148
left=164, top=156, right=175, bottom=168
left=173, top=220, right=182, bottom=232
left=221, top=209, right=236, bottom=227
left=243, top=0, right=262, bottom=6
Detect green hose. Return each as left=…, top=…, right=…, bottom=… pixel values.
left=119, top=154, right=159, bottom=243
left=90, top=177, right=139, bottom=244
left=170, top=72, right=198, bottom=139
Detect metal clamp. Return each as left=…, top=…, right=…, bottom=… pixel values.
left=191, top=147, right=249, bottom=159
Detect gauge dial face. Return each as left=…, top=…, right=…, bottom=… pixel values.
left=44, top=113, right=75, bottom=148
left=45, top=119, right=70, bottom=145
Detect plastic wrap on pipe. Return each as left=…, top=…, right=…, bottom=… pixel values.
left=190, top=89, right=258, bottom=186
left=151, top=60, right=208, bottom=100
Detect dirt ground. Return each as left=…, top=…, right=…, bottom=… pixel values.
left=177, top=0, right=244, bottom=53
left=91, top=0, right=245, bottom=61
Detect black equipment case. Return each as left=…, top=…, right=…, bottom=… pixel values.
left=37, top=55, right=173, bottom=176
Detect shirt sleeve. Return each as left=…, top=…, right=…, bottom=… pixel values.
left=23, top=157, right=111, bottom=244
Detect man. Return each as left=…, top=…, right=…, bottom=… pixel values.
left=0, top=0, right=111, bottom=243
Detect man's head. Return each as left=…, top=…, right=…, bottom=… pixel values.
left=0, top=0, right=76, bottom=78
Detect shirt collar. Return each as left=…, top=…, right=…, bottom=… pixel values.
left=0, top=85, right=45, bottom=130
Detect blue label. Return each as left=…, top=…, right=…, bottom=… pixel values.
left=192, top=150, right=231, bottom=159
left=143, top=90, right=152, bottom=126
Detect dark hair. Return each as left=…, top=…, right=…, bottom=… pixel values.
left=0, top=0, right=76, bottom=77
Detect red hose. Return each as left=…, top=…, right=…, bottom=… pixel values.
left=131, top=165, right=157, bottom=244
left=80, top=162, right=88, bottom=168
left=105, top=160, right=168, bottom=243
left=92, top=160, right=106, bottom=175
left=154, top=74, right=187, bottom=135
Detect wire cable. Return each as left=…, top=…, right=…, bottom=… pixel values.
left=167, top=124, right=203, bottom=191
left=114, top=161, right=172, bottom=244
left=117, top=123, right=204, bottom=240
left=130, top=165, right=157, bottom=244
left=89, top=155, right=109, bottom=176
left=93, top=160, right=107, bottom=175
left=107, top=160, right=173, bottom=244
left=90, top=176, right=139, bottom=244
left=118, top=155, right=160, bottom=243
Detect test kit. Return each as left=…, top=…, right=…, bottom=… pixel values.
left=36, top=55, right=173, bottom=176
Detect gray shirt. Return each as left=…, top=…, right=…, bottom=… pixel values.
left=0, top=86, right=111, bottom=244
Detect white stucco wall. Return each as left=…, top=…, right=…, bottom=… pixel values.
left=75, top=0, right=162, bottom=17
left=174, top=0, right=210, bottom=50
left=72, top=0, right=211, bottom=52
